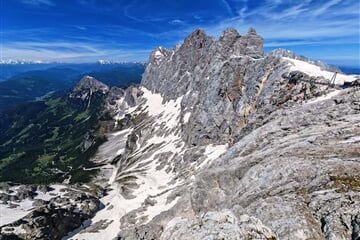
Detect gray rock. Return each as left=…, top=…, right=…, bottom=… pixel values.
left=352, top=215, right=360, bottom=240
left=0, top=186, right=101, bottom=240
left=114, top=28, right=360, bottom=240
left=70, top=75, right=109, bottom=100
left=160, top=209, right=276, bottom=240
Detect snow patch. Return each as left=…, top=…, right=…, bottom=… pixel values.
left=197, top=144, right=228, bottom=169
left=183, top=112, right=191, bottom=123
left=0, top=199, right=34, bottom=226
left=305, top=89, right=341, bottom=104
left=69, top=87, right=188, bottom=239
left=154, top=50, right=163, bottom=57
left=141, top=87, right=183, bottom=130
left=91, top=128, right=132, bottom=165
left=284, top=57, right=357, bottom=85
left=65, top=188, right=125, bottom=240
left=0, top=185, right=66, bottom=226
left=341, top=136, right=360, bottom=144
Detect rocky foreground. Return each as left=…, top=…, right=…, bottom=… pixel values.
left=1, top=28, right=360, bottom=240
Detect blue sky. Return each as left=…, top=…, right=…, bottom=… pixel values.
left=1, top=0, right=359, bottom=65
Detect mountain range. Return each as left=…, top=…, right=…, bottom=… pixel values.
left=1, top=28, right=360, bottom=240
left=0, top=63, right=145, bottom=111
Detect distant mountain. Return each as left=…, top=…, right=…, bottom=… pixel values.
left=0, top=62, right=145, bottom=82
left=0, top=76, right=110, bottom=184
left=86, top=63, right=144, bottom=87
left=0, top=68, right=80, bottom=111
left=0, top=63, right=61, bottom=82
left=0, top=63, right=145, bottom=111
left=96, top=59, right=145, bottom=65
left=0, top=59, right=46, bottom=64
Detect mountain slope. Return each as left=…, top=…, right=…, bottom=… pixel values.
left=1, top=28, right=360, bottom=240
left=0, top=76, right=113, bottom=184
left=67, top=28, right=359, bottom=240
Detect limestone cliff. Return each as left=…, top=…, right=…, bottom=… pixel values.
left=115, top=28, right=360, bottom=240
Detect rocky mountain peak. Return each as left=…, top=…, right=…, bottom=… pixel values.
left=142, top=28, right=264, bottom=101
left=149, top=46, right=173, bottom=66
left=70, top=75, right=109, bottom=99
left=142, top=28, right=268, bottom=145
left=73, top=75, right=109, bottom=92
left=182, top=28, right=210, bottom=49
left=219, top=28, right=240, bottom=44
left=247, top=26, right=257, bottom=35
left=217, top=27, right=263, bottom=57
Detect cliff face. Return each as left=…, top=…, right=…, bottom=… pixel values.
left=118, top=28, right=359, bottom=240
left=2, top=28, right=360, bottom=240
left=115, top=28, right=360, bottom=240
left=142, top=28, right=274, bottom=146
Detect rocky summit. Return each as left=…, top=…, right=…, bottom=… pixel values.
left=1, top=28, right=360, bottom=240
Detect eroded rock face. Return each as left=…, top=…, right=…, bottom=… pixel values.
left=160, top=210, right=276, bottom=240
left=182, top=87, right=360, bottom=240
left=142, top=28, right=269, bottom=146
left=0, top=185, right=102, bottom=240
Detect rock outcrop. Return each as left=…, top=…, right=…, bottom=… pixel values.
left=160, top=209, right=276, bottom=240
left=0, top=184, right=102, bottom=240
left=70, top=75, right=109, bottom=100
left=142, top=27, right=270, bottom=146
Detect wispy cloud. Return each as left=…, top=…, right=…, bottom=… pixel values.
left=150, top=0, right=359, bottom=64
left=4, top=0, right=360, bottom=65
left=2, top=40, right=151, bottom=62
left=268, top=3, right=309, bottom=20
left=265, top=38, right=360, bottom=48
left=73, top=25, right=87, bottom=31
left=123, top=0, right=145, bottom=23
left=20, top=0, right=55, bottom=6
left=200, top=0, right=359, bottom=42
left=312, top=0, right=342, bottom=17
left=221, top=0, right=234, bottom=16
left=169, top=19, right=185, bottom=25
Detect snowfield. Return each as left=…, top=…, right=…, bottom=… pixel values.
left=284, top=57, right=357, bottom=85
left=66, top=87, right=228, bottom=239
left=0, top=185, right=66, bottom=227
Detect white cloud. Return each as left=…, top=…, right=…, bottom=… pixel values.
left=199, top=0, right=359, bottom=42
left=73, top=25, right=87, bottom=31
left=1, top=41, right=151, bottom=62
left=221, top=0, right=233, bottom=16
left=170, top=19, right=184, bottom=25
left=5, top=0, right=360, bottom=65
